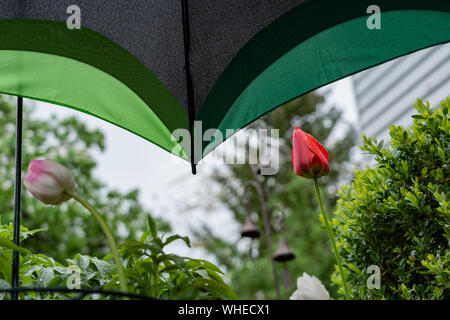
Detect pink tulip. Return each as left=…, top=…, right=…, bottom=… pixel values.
left=24, top=160, right=77, bottom=205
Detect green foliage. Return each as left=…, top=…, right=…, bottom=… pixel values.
left=191, top=93, right=357, bottom=299
left=332, top=98, right=450, bottom=299
left=0, top=95, right=170, bottom=262
left=0, top=215, right=236, bottom=300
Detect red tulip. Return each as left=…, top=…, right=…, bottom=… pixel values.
left=292, top=127, right=329, bottom=178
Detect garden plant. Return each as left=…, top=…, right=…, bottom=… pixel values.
left=0, top=212, right=236, bottom=300
left=331, top=98, right=449, bottom=299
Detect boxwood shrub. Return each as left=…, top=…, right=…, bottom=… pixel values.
left=332, top=98, right=449, bottom=299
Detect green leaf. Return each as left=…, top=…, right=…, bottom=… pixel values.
left=0, top=253, right=12, bottom=281
left=0, top=279, right=10, bottom=288
left=23, top=265, right=43, bottom=277
left=38, top=268, right=55, bottom=287
left=0, top=237, right=31, bottom=255
left=120, top=239, right=150, bottom=250
left=92, top=257, right=113, bottom=276
left=78, top=255, right=90, bottom=269
left=194, top=259, right=225, bottom=274
left=102, top=253, right=114, bottom=262
left=47, top=275, right=64, bottom=287
left=147, top=215, right=157, bottom=238
left=20, top=228, right=45, bottom=241
left=139, top=230, right=151, bottom=242
left=0, top=279, right=10, bottom=300
left=197, top=278, right=238, bottom=300
left=164, top=254, right=187, bottom=268
left=206, top=270, right=225, bottom=284
left=164, top=235, right=191, bottom=248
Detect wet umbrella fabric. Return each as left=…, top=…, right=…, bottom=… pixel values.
left=0, top=0, right=449, bottom=172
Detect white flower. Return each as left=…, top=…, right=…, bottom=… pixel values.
left=289, top=272, right=330, bottom=300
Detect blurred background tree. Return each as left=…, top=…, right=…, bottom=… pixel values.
left=190, top=92, right=357, bottom=299
left=0, top=95, right=170, bottom=262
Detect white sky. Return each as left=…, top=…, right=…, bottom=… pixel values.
left=28, top=76, right=359, bottom=261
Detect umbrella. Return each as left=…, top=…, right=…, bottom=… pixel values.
left=1, top=0, right=449, bottom=297
left=1, top=0, right=449, bottom=172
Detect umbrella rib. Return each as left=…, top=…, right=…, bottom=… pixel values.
left=181, top=0, right=197, bottom=175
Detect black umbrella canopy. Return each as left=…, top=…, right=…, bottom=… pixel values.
left=0, top=0, right=449, bottom=174
left=1, top=0, right=304, bottom=112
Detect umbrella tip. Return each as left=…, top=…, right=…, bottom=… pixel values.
left=191, top=163, right=197, bottom=175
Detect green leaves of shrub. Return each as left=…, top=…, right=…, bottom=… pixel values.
left=332, top=98, right=450, bottom=299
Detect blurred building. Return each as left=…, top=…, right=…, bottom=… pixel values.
left=351, top=42, right=450, bottom=144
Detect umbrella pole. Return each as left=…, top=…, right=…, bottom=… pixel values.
left=11, top=96, right=23, bottom=300
left=181, top=0, right=197, bottom=175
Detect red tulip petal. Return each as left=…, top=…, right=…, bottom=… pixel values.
left=292, top=127, right=330, bottom=178
left=304, top=133, right=329, bottom=163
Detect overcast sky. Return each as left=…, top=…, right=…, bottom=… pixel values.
left=28, top=76, right=358, bottom=262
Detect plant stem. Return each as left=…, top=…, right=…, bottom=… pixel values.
left=66, top=190, right=128, bottom=292
left=152, top=257, right=158, bottom=297
left=313, top=178, right=350, bottom=299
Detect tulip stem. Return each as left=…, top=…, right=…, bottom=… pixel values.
left=66, top=191, right=128, bottom=293
left=313, top=178, right=350, bottom=300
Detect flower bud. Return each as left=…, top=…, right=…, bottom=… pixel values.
left=292, top=127, right=330, bottom=178
left=24, top=159, right=77, bottom=205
